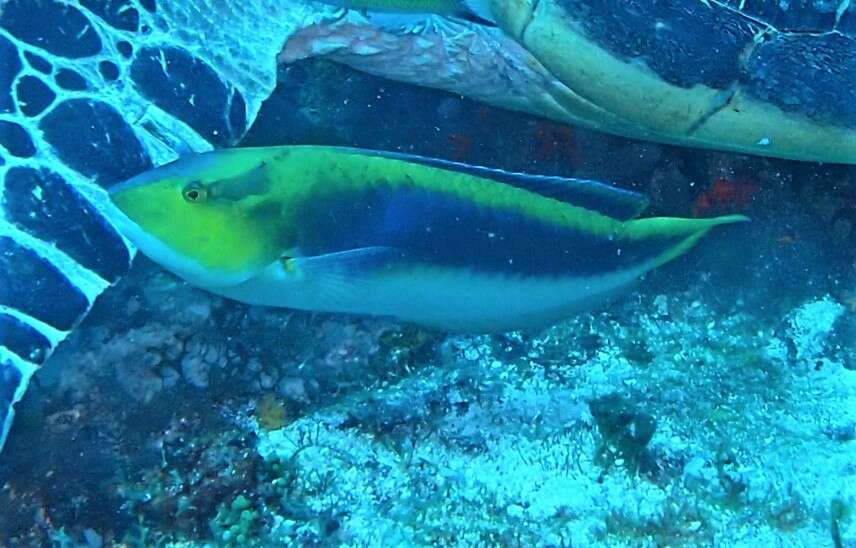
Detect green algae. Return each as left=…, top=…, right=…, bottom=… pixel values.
left=210, top=495, right=259, bottom=546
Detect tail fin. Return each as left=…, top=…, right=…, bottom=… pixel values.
left=623, top=214, right=749, bottom=270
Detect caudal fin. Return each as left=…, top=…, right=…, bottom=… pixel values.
left=623, top=214, right=750, bottom=270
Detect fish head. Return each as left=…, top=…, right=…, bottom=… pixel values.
left=110, top=148, right=289, bottom=288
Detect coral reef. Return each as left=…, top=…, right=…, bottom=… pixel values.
left=786, top=296, right=846, bottom=366
left=2, top=252, right=852, bottom=546
left=247, top=291, right=856, bottom=546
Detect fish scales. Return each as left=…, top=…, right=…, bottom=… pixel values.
left=109, top=146, right=746, bottom=332
left=267, top=150, right=684, bottom=277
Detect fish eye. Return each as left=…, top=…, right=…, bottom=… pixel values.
left=182, top=182, right=207, bottom=203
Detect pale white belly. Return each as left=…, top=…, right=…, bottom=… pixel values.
left=213, top=263, right=645, bottom=332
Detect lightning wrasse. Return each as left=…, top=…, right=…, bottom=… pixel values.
left=109, top=146, right=746, bottom=332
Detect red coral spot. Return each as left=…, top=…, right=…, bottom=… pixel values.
left=693, top=177, right=759, bottom=217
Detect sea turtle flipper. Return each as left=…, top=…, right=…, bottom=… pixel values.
left=490, top=0, right=856, bottom=163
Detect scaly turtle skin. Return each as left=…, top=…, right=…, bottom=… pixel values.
left=0, top=0, right=337, bottom=452
left=488, top=0, right=856, bottom=163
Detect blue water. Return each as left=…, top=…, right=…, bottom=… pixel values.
left=1, top=2, right=855, bottom=546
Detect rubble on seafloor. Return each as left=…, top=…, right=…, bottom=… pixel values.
left=0, top=250, right=853, bottom=547
left=250, top=292, right=856, bottom=547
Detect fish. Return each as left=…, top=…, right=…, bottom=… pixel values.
left=108, top=146, right=747, bottom=333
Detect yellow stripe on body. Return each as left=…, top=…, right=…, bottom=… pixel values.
left=262, top=146, right=624, bottom=235
left=259, top=146, right=743, bottom=248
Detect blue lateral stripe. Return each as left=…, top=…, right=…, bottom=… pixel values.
left=295, top=185, right=679, bottom=277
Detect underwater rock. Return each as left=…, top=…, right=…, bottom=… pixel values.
left=787, top=296, right=846, bottom=365
left=181, top=334, right=227, bottom=389
left=2, top=252, right=854, bottom=545
left=590, top=394, right=659, bottom=477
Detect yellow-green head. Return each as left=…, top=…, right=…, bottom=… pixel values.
left=109, top=148, right=291, bottom=288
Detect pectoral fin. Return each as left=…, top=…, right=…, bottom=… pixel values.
left=285, top=246, right=406, bottom=276
left=283, top=247, right=407, bottom=308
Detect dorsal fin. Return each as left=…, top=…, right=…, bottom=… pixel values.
left=337, top=147, right=650, bottom=220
